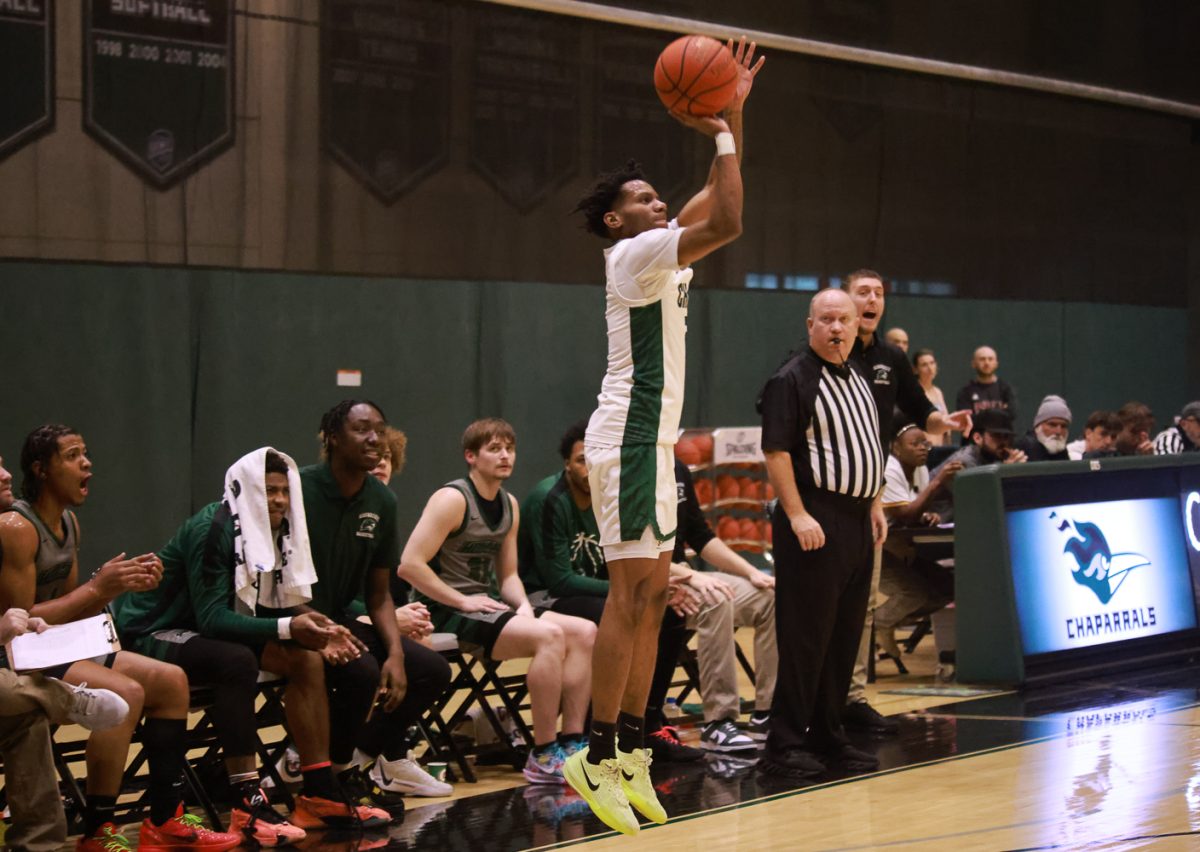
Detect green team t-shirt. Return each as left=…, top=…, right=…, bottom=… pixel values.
left=518, top=471, right=607, bottom=598
left=300, top=463, right=400, bottom=620
left=113, top=501, right=283, bottom=657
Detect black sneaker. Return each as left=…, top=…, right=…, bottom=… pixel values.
left=757, top=748, right=825, bottom=779
left=842, top=700, right=900, bottom=734
left=817, top=742, right=880, bottom=772
left=338, top=766, right=406, bottom=821
left=646, top=725, right=704, bottom=762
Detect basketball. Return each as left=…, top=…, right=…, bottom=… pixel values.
left=717, top=515, right=739, bottom=541
left=693, top=478, right=714, bottom=507
left=675, top=438, right=701, bottom=466
left=654, top=35, right=739, bottom=117
left=738, top=476, right=759, bottom=502
left=693, top=433, right=714, bottom=463
left=716, top=474, right=739, bottom=501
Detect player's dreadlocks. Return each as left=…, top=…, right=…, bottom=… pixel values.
left=318, top=399, right=387, bottom=459
left=572, top=160, right=649, bottom=239
left=21, top=424, right=80, bottom=501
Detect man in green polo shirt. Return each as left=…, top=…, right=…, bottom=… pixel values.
left=302, top=400, right=452, bottom=803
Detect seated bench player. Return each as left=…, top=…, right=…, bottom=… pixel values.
left=113, top=448, right=387, bottom=841
left=0, top=424, right=240, bottom=851
left=400, top=418, right=597, bottom=784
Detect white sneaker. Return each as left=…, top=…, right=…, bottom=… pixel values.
left=265, top=745, right=301, bottom=788
left=369, top=751, right=452, bottom=797
left=700, top=719, right=757, bottom=753
left=63, top=681, right=129, bottom=731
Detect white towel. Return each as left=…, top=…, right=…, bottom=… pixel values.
left=224, top=447, right=317, bottom=612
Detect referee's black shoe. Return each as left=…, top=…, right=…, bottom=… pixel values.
left=756, top=748, right=825, bottom=780
left=816, top=742, right=879, bottom=773
left=842, top=700, right=900, bottom=735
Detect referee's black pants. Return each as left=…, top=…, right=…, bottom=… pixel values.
left=767, top=488, right=874, bottom=755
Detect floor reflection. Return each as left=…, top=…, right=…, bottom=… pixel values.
left=314, top=662, right=1200, bottom=850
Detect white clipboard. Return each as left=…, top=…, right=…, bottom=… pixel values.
left=5, top=613, right=121, bottom=672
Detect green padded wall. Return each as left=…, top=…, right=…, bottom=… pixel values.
left=0, top=261, right=1189, bottom=577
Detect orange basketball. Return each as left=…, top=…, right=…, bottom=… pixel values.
left=717, top=516, right=739, bottom=541
left=693, top=478, right=714, bottom=507
left=654, top=35, right=739, bottom=117
left=738, top=518, right=758, bottom=540
left=716, top=474, right=739, bottom=501
left=693, top=433, right=714, bottom=464
left=738, top=477, right=759, bottom=502
left=763, top=482, right=775, bottom=502
left=761, top=520, right=773, bottom=544
left=675, top=438, right=701, bottom=466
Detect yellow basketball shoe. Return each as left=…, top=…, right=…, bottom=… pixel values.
left=617, top=746, right=667, bottom=824
left=563, top=747, right=640, bottom=835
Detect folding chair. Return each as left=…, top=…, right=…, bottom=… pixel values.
left=422, top=634, right=532, bottom=783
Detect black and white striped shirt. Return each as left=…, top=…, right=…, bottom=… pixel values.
left=1152, top=425, right=1198, bottom=455
left=758, top=347, right=885, bottom=500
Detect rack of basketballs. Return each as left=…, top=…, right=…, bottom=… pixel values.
left=674, top=427, right=774, bottom=561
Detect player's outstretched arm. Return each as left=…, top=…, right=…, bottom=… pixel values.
left=674, top=112, right=743, bottom=267
left=677, top=37, right=763, bottom=228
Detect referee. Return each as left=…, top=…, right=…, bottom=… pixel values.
left=756, top=288, right=887, bottom=779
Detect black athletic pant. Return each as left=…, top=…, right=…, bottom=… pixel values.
left=325, top=619, right=452, bottom=764
left=169, top=635, right=262, bottom=757
left=549, top=595, right=688, bottom=729
left=767, top=489, right=874, bottom=756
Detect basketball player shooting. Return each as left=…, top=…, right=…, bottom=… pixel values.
left=564, top=37, right=764, bottom=835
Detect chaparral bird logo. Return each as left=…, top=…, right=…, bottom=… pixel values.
left=1053, top=512, right=1150, bottom=605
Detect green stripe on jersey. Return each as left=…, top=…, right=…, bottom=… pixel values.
left=621, top=301, right=665, bottom=446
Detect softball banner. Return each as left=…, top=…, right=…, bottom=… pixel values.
left=83, top=0, right=233, bottom=187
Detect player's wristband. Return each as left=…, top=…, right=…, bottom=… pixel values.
left=715, top=132, right=735, bottom=157
left=277, top=616, right=293, bottom=640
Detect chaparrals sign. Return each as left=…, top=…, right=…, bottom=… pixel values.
left=0, top=0, right=53, bottom=161
left=1006, top=496, right=1199, bottom=656
left=322, top=0, right=451, bottom=204
left=84, top=0, right=233, bottom=187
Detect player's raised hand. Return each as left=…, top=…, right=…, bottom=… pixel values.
left=668, top=109, right=731, bottom=138
left=725, top=36, right=765, bottom=110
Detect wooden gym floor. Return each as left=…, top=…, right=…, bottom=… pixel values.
left=37, top=630, right=1200, bottom=850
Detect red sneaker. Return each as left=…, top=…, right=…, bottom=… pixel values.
left=75, top=823, right=133, bottom=851
left=137, top=805, right=242, bottom=851
left=229, top=788, right=307, bottom=846
left=290, top=794, right=389, bottom=830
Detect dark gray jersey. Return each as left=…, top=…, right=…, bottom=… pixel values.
left=8, top=499, right=77, bottom=602
left=430, top=478, right=513, bottom=597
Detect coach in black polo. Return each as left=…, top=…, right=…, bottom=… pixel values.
left=841, top=270, right=973, bottom=733
left=756, top=288, right=887, bottom=779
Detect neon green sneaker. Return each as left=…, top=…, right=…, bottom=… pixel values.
left=563, top=746, right=639, bottom=835
left=617, top=746, right=667, bottom=824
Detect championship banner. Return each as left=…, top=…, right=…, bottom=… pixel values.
left=594, top=30, right=694, bottom=206
left=83, top=0, right=233, bottom=188
left=0, top=0, right=54, bottom=161
left=322, top=0, right=451, bottom=204
left=468, top=6, right=579, bottom=212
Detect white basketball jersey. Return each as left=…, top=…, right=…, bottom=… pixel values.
left=586, top=220, right=693, bottom=447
